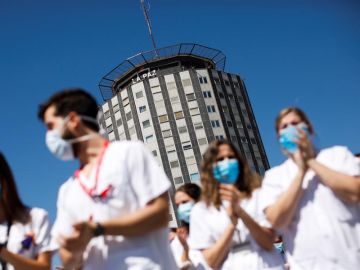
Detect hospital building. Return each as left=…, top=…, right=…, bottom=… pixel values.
left=98, top=43, right=269, bottom=227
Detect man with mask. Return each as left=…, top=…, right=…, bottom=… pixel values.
left=38, top=89, right=177, bottom=270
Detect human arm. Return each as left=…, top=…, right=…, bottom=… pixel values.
left=307, top=159, right=360, bottom=203
left=0, top=249, right=51, bottom=270
left=220, top=184, right=276, bottom=251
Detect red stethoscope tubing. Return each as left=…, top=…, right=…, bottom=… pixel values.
left=74, top=141, right=111, bottom=199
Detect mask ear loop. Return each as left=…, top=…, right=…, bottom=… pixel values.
left=64, top=115, right=101, bottom=144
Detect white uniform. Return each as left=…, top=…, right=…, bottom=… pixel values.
left=51, top=141, right=177, bottom=270
left=0, top=208, right=52, bottom=270
left=188, top=189, right=284, bottom=270
left=261, top=146, right=360, bottom=270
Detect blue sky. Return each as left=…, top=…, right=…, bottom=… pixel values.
left=1, top=0, right=359, bottom=226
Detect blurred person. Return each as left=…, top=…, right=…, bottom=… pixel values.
left=261, top=107, right=360, bottom=270
left=37, top=89, right=177, bottom=270
left=0, top=152, right=52, bottom=270
left=188, top=140, right=284, bottom=270
left=171, top=183, right=202, bottom=269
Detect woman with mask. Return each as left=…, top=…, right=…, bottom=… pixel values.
left=261, top=107, right=360, bottom=270
left=188, top=140, right=283, bottom=270
left=0, top=152, right=53, bottom=270
left=171, top=183, right=201, bottom=269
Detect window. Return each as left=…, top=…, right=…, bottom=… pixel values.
left=251, top=138, right=257, bottom=144
left=227, top=121, right=233, bottom=127
left=218, top=92, right=225, bottom=99
left=106, top=124, right=113, bottom=133
left=170, top=96, right=180, bottom=104
left=198, top=138, right=207, bottom=145
left=142, top=120, right=151, bottom=129
left=186, top=93, right=196, bottom=101
left=170, top=160, right=179, bottom=168
left=183, top=144, right=192, bottom=151
left=228, top=94, right=234, bottom=99
left=135, top=91, right=143, bottom=99
left=190, top=108, right=200, bottom=116
left=234, top=82, right=240, bottom=88
left=152, top=150, right=157, bottom=156
left=215, top=135, right=225, bottom=141
left=123, top=97, right=129, bottom=106
left=113, top=104, right=120, bottom=113
left=167, top=82, right=176, bottom=89
left=162, top=129, right=172, bottom=138
left=214, top=78, right=221, bottom=85
left=211, top=120, right=220, bottom=128
left=174, top=111, right=184, bottom=120
left=207, top=105, right=216, bottom=113
left=178, top=126, right=187, bottom=134
left=174, top=176, right=183, bottom=185
left=104, top=110, right=110, bottom=119
left=145, top=134, right=154, bottom=142
left=222, top=106, right=229, bottom=113
left=247, top=124, right=252, bottom=129
left=159, top=115, right=168, bottom=123
left=126, top=111, right=132, bottom=121
left=190, top=173, right=200, bottom=182
left=224, top=80, right=230, bottom=86
left=151, top=85, right=161, bottom=94
left=139, top=105, right=146, bottom=113
left=194, top=122, right=203, bottom=130
left=241, top=136, right=248, bottom=143
left=198, top=76, right=207, bottom=84
left=116, top=118, right=122, bottom=127
left=203, top=91, right=212, bottom=98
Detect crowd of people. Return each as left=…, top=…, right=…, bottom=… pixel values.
left=0, top=88, right=359, bottom=270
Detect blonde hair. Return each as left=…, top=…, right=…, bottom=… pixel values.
left=200, top=140, right=260, bottom=208
left=275, top=107, right=314, bottom=134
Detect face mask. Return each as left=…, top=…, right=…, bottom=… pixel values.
left=212, top=158, right=240, bottom=184
left=274, top=242, right=284, bottom=254
left=279, top=122, right=309, bottom=153
left=177, top=201, right=194, bottom=223
left=46, top=115, right=99, bottom=161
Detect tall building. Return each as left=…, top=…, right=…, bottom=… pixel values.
left=98, top=43, right=269, bottom=227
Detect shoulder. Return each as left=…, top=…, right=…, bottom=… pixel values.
left=106, top=140, right=148, bottom=158
left=29, top=207, right=50, bottom=224
left=192, top=201, right=214, bottom=216
left=318, top=145, right=351, bottom=156
left=263, top=159, right=291, bottom=182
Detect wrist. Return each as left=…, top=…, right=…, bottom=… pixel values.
left=92, top=222, right=105, bottom=237
left=306, top=158, right=317, bottom=167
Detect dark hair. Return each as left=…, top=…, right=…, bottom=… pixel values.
left=176, top=183, right=201, bottom=202
left=201, top=140, right=260, bottom=208
left=0, top=152, right=29, bottom=223
left=355, top=153, right=360, bottom=158
left=38, top=88, right=99, bottom=131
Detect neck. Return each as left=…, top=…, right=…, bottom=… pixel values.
left=76, top=133, right=107, bottom=166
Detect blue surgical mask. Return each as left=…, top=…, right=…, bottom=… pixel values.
left=177, top=202, right=194, bottom=223
left=279, top=123, right=309, bottom=153
left=212, top=158, right=240, bottom=184
left=45, top=115, right=98, bottom=161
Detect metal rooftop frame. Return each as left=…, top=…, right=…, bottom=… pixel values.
left=99, top=43, right=226, bottom=101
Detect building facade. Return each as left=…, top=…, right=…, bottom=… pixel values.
left=98, top=44, right=269, bottom=227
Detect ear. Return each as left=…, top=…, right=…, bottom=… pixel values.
left=67, top=111, right=81, bottom=129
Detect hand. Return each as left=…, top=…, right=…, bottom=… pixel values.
left=296, top=128, right=315, bottom=163
left=289, top=149, right=307, bottom=172
left=219, top=184, right=241, bottom=225
left=176, top=227, right=189, bottom=250
left=62, top=221, right=95, bottom=253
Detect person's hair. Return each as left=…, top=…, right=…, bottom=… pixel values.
left=0, top=152, right=29, bottom=223
left=200, top=140, right=260, bottom=208
left=275, top=107, right=314, bottom=135
left=176, top=183, right=201, bottom=202
left=355, top=153, right=360, bottom=158
left=38, top=88, right=99, bottom=131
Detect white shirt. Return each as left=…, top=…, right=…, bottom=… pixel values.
left=0, top=208, right=52, bottom=270
left=261, top=146, right=360, bottom=270
left=188, top=189, right=284, bottom=270
left=51, top=141, right=177, bottom=270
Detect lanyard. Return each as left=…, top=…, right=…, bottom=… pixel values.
left=74, top=141, right=112, bottom=199
left=0, top=220, right=12, bottom=270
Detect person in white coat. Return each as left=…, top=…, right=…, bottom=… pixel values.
left=261, top=107, right=360, bottom=270
left=0, top=152, right=53, bottom=270
left=38, top=89, right=177, bottom=270
left=188, top=140, right=284, bottom=270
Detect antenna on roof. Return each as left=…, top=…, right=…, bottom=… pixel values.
left=140, top=0, right=159, bottom=57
